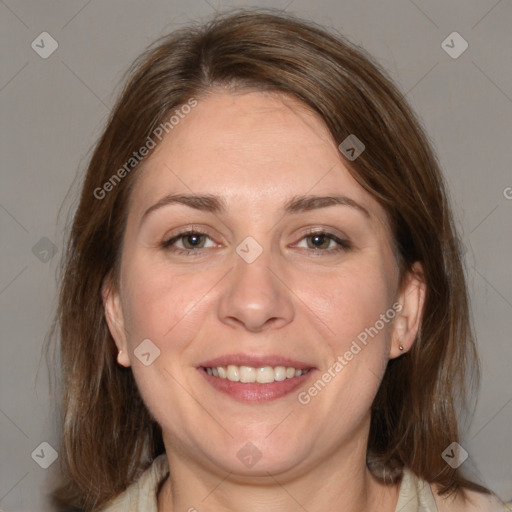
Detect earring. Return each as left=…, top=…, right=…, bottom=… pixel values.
left=399, top=345, right=404, bottom=351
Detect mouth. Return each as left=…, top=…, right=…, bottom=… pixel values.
left=197, top=355, right=315, bottom=402
left=202, top=364, right=311, bottom=382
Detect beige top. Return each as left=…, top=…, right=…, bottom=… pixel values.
left=100, top=454, right=510, bottom=511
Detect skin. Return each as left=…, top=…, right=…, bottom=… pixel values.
left=103, top=90, right=427, bottom=512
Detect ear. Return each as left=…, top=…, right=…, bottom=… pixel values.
left=389, top=262, right=426, bottom=359
left=102, top=274, right=131, bottom=367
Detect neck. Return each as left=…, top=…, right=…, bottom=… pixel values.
left=157, top=436, right=399, bottom=512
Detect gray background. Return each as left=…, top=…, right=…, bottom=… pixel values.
left=0, top=0, right=511, bottom=510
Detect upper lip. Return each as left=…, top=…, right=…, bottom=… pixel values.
left=198, top=354, right=314, bottom=370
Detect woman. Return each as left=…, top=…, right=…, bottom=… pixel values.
left=52, top=9, right=508, bottom=512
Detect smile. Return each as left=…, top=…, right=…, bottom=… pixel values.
left=203, top=364, right=312, bottom=383
left=199, top=363, right=315, bottom=402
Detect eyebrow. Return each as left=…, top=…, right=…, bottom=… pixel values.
left=283, top=195, right=370, bottom=218
left=140, top=192, right=371, bottom=225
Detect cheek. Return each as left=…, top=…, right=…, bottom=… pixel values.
left=299, top=256, right=397, bottom=421
left=120, top=256, right=213, bottom=350
left=300, top=260, right=395, bottom=354
left=119, top=261, right=214, bottom=430
left=295, top=266, right=395, bottom=429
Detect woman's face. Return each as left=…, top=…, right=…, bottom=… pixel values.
left=104, top=90, right=423, bottom=478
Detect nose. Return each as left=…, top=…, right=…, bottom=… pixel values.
left=217, top=245, right=294, bottom=332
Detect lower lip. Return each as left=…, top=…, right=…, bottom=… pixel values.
left=198, top=368, right=315, bottom=402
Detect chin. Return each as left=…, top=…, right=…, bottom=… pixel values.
left=200, top=434, right=311, bottom=478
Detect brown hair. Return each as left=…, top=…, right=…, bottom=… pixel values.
left=50, top=8, right=487, bottom=510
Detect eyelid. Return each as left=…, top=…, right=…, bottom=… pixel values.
left=162, top=224, right=216, bottom=242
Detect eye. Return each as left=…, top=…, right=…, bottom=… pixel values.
left=294, top=231, right=351, bottom=253
left=161, top=228, right=350, bottom=256
left=162, top=230, right=216, bottom=254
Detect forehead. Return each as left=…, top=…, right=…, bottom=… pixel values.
left=129, top=90, right=389, bottom=227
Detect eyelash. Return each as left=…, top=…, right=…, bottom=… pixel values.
left=161, top=229, right=351, bottom=256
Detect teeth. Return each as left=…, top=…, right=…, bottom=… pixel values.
left=226, top=365, right=240, bottom=382
left=257, top=366, right=274, bottom=384
left=274, top=366, right=287, bottom=382
left=204, top=365, right=310, bottom=383
left=240, top=366, right=256, bottom=383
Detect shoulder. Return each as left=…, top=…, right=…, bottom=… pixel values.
left=431, top=484, right=509, bottom=512
left=98, top=454, right=170, bottom=512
